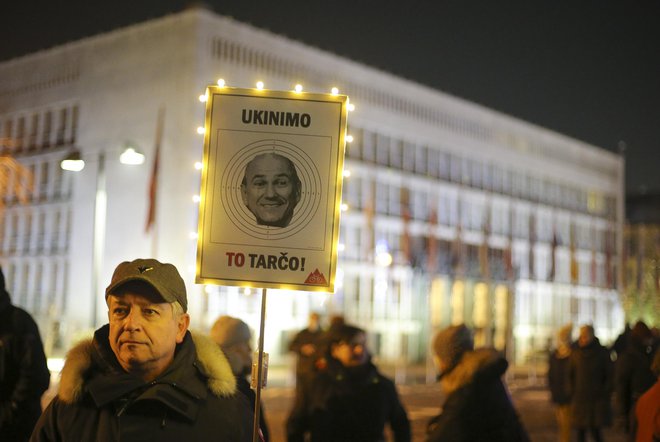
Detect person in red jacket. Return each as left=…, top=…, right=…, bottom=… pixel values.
left=634, top=349, right=660, bottom=441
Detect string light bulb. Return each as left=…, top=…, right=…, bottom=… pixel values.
left=198, top=94, right=207, bottom=102
left=194, top=162, right=203, bottom=170
left=348, top=103, right=355, bottom=112
left=346, top=135, right=354, bottom=143
left=196, top=126, right=205, bottom=135
left=192, top=195, right=201, bottom=203
left=331, top=87, right=339, bottom=95
left=343, top=169, right=351, bottom=178
left=256, top=81, right=264, bottom=90
left=294, top=84, right=303, bottom=93
left=217, top=78, right=226, bottom=87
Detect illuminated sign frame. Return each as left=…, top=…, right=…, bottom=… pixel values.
left=196, top=87, right=348, bottom=292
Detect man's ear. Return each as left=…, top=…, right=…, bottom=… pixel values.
left=176, top=313, right=190, bottom=344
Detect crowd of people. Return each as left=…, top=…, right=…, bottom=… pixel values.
left=548, top=321, right=660, bottom=442
left=1, top=258, right=658, bottom=441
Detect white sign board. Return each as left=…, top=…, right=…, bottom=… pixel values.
left=196, top=87, right=348, bottom=292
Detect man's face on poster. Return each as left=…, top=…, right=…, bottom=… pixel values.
left=241, top=153, right=301, bottom=227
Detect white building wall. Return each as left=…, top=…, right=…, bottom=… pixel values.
left=0, top=7, right=625, bottom=366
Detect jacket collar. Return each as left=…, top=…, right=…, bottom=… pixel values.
left=440, top=348, right=508, bottom=395
left=58, top=325, right=236, bottom=408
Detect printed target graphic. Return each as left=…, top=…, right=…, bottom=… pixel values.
left=219, top=138, right=322, bottom=240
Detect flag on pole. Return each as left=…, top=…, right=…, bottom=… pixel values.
left=400, top=188, right=411, bottom=265
left=605, top=229, right=613, bottom=289
left=570, top=223, right=579, bottom=284
left=549, top=229, right=558, bottom=282
left=503, top=205, right=514, bottom=281
left=479, top=208, right=490, bottom=279
left=364, top=180, right=376, bottom=259
left=427, top=207, right=438, bottom=274
left=145, top=106, right=165, bottom=233
left=528, top=214, right=535, bottom=280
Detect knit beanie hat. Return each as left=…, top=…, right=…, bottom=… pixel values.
left=433, top=324, right=474, bottom=368
left=210, top=316, right=251, bottom=348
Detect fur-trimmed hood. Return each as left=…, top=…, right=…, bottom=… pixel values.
left=58, top=328, right=236, bottom=404
left=440, top=348, right=508, bottom=396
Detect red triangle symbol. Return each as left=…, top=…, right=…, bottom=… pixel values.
left=304, top=269, right=327, bottom=285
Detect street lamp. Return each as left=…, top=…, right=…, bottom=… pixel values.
left=60, top=150, right=85, bottom=172
left=60, top=144, right=145, bottom=171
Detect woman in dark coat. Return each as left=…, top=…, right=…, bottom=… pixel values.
left=548, top=324, right=574, bottom=442
left=286, top=324, right=410, bottom=442
left=426, top=324, right=529, bottom=442
left=569, top=324, right=613, bottom=442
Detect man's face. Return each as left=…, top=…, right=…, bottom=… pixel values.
left=108, top=290, right=189, bottom=381
left=241, top=154, right=300, bottom=227
left=331, top=332, right=368, bottom=367
left=228, top=341, right=253, bottom=376
left=578, top=327, right=594, bottom=348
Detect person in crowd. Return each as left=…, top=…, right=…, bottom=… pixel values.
left=615, top=320, right=657, bottom=435
left=569, top=324, right=613, bottom=442
left=30, top=258, right=253, bottom=441
left=286, top=324, right=410, bottom=442
left=634, top=349, right=660, bottom=441
left=548, top=323, right=574, bottom=442
left=211, top=315, right=270, bottom=441
left=288, top=312, right=323, bottom=398
left=611, top=323, right=632, bottom=359
left=240, top=152, right=302, bottom=228
left=0, top=267, right=51, bottom=442
left=426, top=324, right=529, bottom=441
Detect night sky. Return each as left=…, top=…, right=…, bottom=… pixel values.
left=2, top=0, right=659, bottom=194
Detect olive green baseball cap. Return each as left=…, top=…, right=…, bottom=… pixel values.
left=105, top=258, right=188, bottom=312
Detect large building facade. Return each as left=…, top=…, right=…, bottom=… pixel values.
left=0, top=7, right=624, bottom=367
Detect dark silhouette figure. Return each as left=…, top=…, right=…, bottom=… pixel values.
left=426, top=324, right=529, bottom=442
left=0, top=267, right=50, bottom=442
left=287, top=324, right=410, bottom=442
left=569, top=324, right=613, bottom=442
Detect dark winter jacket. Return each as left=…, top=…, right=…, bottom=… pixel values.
left=286, top=359, right=411, bottom=442
left=569, top=338, right=613, bottom=428
left=0, top=289, right=50, bottom=442
left=548, top=348, right=572, bottom=405
left=288, top=328, right=323, bottom=377
left=236, top=375, right=270, bottom=442
left=615, top=338, right=656, bottom=424
left=426, top=348, right=530, bottom=442
left=30, top=325, right=253, bottom=442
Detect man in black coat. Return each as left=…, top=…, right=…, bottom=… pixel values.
left=30, top=258, right=253, bottom=441
left=427, top=324, right=529, bottom=442
left=0, top=267, right=50, bottom=442
left=569, top=324, right=613, bottom=442
left=614, top=320, right=657, bottom=434
left=286, top=324, right=410, bottom=442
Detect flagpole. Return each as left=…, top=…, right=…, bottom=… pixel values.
left=147, top=105, right=165, bottom=258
